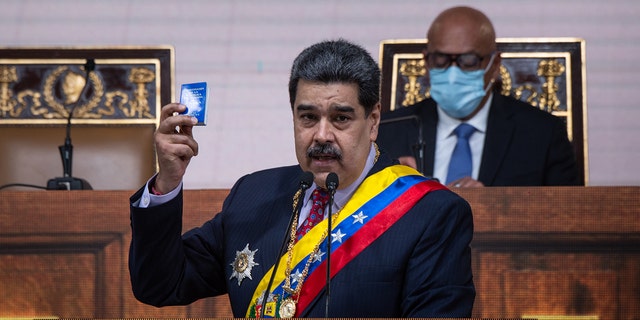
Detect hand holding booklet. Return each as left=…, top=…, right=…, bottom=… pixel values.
left=179, top=82, right=209, bottom=126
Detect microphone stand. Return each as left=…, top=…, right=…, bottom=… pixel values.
left=259, top=172, right=313, bottom=318
left=379, top=114, right=426, bottom=174
left=46, top=59, right=95, bottom=190
left=324, top=172, right=339, bottom=318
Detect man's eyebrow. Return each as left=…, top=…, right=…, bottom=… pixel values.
left=333, top=105, right=355, bottom=113
left=295, top=104, right=356, bottom=113
left=295, top=104, right=316, bottom=111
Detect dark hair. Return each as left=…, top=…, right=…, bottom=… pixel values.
left=288, top=39, right=380, bottom=116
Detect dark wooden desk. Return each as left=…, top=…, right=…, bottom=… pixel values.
left=1, top=187, right=638, bottom=318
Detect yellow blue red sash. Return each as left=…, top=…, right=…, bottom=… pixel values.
left=246, top=165, right=446, bottom=317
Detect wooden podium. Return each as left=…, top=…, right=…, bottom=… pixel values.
left=1, top=187, right=639, bottom=319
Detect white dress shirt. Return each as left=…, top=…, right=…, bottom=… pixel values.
left=433, top=94, right=493, bottom=183
left=297, top=142, right=377, bottom=227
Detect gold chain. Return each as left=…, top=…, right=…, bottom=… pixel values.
left=277, top=142, right=378, bottom=317
left=282, top=142, right=379, bottom=297
left=373, top=141, right=380, bottom=163
left=283, top=188, right=302, bottom=293
left=280, top=190, right=340, bottom=315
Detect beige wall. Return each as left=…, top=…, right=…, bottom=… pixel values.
left=1, top=0, right=639, bottom=188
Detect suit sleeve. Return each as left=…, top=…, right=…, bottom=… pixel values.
left=402, top=190, right=475, bottom=317
left=128, top=186, right=229, bottom=307
left=544, top=116, right=580, bottom=185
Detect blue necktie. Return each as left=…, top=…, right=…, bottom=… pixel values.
left=446, top=123, right=476, bottom=184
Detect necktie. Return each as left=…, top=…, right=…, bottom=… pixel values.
left=296, top=188, right=329, bottom=241
left=446, top=123, right=476, bottom=184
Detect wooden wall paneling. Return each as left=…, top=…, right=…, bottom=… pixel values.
left=0, top=190, right=233, bottom=318
left=457, top=187, right=640, bottom=319
left=1, top=187, right=639, bottom=318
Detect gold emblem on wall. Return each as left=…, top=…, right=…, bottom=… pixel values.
left=39, top=65, right=105, bottom=119
left=0, top=66, right=42, bottom=118
left=124, top=67, right=155, bottom=118
left=537, top=59, right=565, bottom=112
left=399, top=58, right=427, bottom=107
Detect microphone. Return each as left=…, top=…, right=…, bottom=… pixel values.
left=259, top=171, right=314, bottom=318
left=326, top=172, right=338, bottom=192
left=46, top=59, right=95, bottom=190
left=379, top=114, right=426, bottom=174
left=324, top=172, right=339, bottom=317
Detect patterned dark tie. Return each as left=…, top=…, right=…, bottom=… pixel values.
left=296, top=188, right=329, bottom=241
left=446, top=123, right=476, bottom=184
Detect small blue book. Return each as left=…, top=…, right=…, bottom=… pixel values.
left=180, top=82, right=209, bottom=125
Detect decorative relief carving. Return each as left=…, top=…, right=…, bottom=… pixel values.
left=39, top=65, right=105, bottom=119
left=125, top=67, right=155, bottom=118
left=399, top=58, right=427, bottom=107
left=537, top=59, right=565, bottom=113
left=0, top=66, right=41, bottom=118
left=0, top=62, right=158, bottom=123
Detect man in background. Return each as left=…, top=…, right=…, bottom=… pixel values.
left=377, top=6, right=580, bottom=187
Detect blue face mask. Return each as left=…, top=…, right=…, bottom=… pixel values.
left=429, top=54, right=495, bottom=119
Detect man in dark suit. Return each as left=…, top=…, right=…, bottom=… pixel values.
left=376, top=6, right=579, bottom=187
left=129, top=39, right=475, bottom=318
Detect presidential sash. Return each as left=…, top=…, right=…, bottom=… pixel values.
left=246, top=165, right=446, bottom=317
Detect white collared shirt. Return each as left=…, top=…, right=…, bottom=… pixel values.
left=297, top=142, right=377, bottom=227
left=433, top=94, right=492, bottom=183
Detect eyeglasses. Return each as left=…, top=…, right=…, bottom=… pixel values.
left=424, top=51, right=493, bottom=71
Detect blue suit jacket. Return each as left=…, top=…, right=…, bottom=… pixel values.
left=377, top=95, right=580, bottom=186
left=129, top=154, right=475, bottom=317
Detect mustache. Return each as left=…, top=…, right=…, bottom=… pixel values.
left=307, top=143, right=342, bottom=160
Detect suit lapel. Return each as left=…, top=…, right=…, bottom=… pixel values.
left=253, top=173, right=302, bottom=302
left=478, top=94, right=515, bottom=185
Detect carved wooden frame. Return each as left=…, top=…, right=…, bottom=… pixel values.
left=0, top=46, right=174, bottom=126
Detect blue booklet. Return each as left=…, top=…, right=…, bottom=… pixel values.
left=180, top=82, right=209, bottom=125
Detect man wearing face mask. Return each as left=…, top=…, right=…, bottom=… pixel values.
left=377, top=6, right=580, bottom=187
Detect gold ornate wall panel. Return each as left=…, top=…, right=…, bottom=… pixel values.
left=0, top=47, right=173, bottom=124
left=379, top=38, right=588, bottom=185
left=0, top=47, right=174, bottom=190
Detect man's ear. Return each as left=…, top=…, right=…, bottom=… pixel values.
left=423, top=50, right=432, bottom=82
left=490, top=52, right=502, bottom=80
left=484, top=52, right=501, bottom=90
left=369, top=103, right=381, bottom=140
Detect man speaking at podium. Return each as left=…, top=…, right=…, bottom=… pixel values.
left=129, top=39, right=475, bottom=317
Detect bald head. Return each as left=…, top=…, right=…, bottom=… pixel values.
left=427, top=6, right=496, bottom=55
left=424, top=6, right=501, bottom=120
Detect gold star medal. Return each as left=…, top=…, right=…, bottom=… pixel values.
left=230, top=243, right=258, bottom=286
